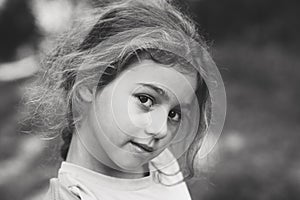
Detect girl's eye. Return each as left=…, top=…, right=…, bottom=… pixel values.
left=137, top=95, right=154, bottom=108
left=168, top=110, right=181, bottom=122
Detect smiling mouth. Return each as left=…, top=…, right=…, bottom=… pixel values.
left=130, top=141, right=154, bottom=153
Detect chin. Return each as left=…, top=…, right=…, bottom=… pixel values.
left=115, top=156, right=148, bottom=172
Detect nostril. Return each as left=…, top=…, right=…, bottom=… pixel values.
left=148, top=107, right=169, bottom=137
left=145, top=115, right=168, bottom=139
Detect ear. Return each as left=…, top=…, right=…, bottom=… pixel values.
left=78, top=86, right=94, bottom=103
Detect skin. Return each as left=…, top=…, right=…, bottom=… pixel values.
left=67, top=59, right=197, bottom=179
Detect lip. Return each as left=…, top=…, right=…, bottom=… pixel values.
left=130, top=141, right=154, bottom=153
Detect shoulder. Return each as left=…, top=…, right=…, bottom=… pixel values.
left=43, top=178, right=81, bottom=200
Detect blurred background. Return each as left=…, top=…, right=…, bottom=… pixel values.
left=0, top=0, right=299, bottom=199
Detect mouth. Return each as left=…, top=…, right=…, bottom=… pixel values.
left=130, top=141, right=154, bottom=153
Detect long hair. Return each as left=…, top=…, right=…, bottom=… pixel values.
left=22, top=0, right=212, bottom=183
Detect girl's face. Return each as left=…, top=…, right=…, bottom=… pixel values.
left=82, top=59, right=197, bottom=173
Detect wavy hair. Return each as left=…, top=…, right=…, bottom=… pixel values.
left=22, top=0, right=212, bottom=183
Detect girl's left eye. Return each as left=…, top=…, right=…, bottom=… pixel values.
left=136, top=94, right=154, bottom=108
left=168, top=110, right=181, bottom=122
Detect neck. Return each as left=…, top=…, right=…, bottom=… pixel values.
left=66, top=133, right=149, bottom=179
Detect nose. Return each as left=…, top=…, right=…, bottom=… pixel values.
left=145, top=106, right=168, bottom=139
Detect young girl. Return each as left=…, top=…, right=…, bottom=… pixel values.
left=24, top=0, right=226, bottom=199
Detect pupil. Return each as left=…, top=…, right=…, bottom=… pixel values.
left=169, top=110, right=176, bottom=118
left=139, top=96, right=148, bottom=103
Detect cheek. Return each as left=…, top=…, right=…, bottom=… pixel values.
left=109, top=95, right=145, bottom=137
left=127, top=98, right=152, bottom=128
left=165, top=125, right=179, bottom=142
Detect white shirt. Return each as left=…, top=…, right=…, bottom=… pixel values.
left=57, top=151, right=191, bottom=200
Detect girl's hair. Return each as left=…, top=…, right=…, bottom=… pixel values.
left=23, top=0, right=212, bottom=182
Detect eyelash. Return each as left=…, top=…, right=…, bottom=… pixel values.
left=136, top=94, right=155, bottom=108
left=135, top=94, right=181, bottom=123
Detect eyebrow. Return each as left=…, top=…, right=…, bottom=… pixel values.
left=137, top=83, right=192, bottom=109
left=137, top=83, right=170, bottom=100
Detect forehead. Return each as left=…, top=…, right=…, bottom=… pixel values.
left=115, top=59, right=198, bottom=103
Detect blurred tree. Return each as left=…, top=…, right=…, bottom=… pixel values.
left=0, top=0, right=40, bottom=62
left=0, top=0, right=44, bottom=200
left=187, top=0, right=300, bottom=49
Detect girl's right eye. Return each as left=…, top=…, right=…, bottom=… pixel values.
left=136, top=94, right=154, bottom=108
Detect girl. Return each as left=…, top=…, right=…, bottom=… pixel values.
left=24, top=0, right=225, bottom=199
